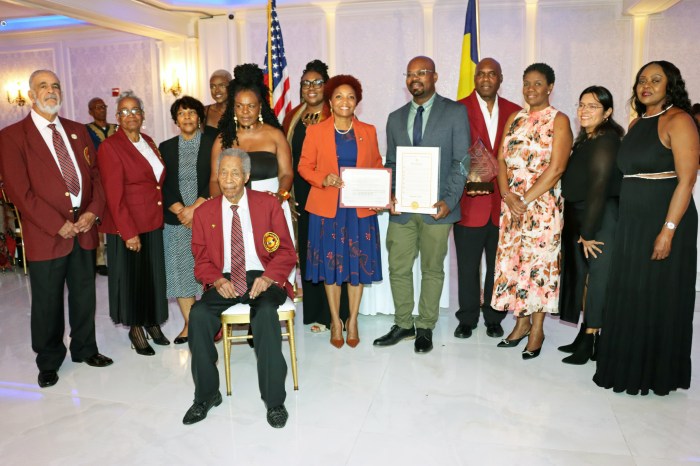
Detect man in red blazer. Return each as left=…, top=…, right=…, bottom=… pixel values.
left=0, top=69, right=112, bottom=389
left=183, top=148, right=296, bottom=428
left=454, top=58, right=522, bottom=340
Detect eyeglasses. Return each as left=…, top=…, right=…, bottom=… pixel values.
left=404, top=70, right=434, bottom=79
left=301, top=79, right=324, bottom=89
left=117, top=108, right=143, bottom=117
left=576, top=103, right=603, bottom=111
left=93, top=104, right=108, bottom=110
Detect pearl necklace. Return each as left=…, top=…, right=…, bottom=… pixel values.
left=642, top=104, right=673, bottom=119
left=334, top=119, right=353, bottom=135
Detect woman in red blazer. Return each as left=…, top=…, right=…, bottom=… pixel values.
left=298, top=75, right=383, bottom=349
left=97, top=91, right=169, bottom=356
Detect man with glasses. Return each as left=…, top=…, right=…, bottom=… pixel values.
left=0, top=70, right=113, bottom=389
left=85, top=97, right=116, bottom=276
left=375, top=56, right=471, bottom=353
left=453, top=58, right=522, bottom=340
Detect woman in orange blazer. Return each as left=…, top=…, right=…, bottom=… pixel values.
left=298, top=74, right=383, bottom=349
left=97, top=91, right=169, bottom=356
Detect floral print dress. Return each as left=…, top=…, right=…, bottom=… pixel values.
left=491, top=106, right=563, bottom=315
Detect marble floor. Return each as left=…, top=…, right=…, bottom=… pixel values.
left=1, top=266, right=700, bottom=466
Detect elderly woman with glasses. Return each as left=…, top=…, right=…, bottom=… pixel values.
left=282, top=59, right=350, bottom=334
left=97, top=91, right=169, bottom=356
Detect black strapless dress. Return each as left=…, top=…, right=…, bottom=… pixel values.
left=593, top=114, right=697, bottom=396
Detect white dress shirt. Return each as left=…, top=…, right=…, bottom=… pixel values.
left=222, top=190, right=264, bottom=274
left=131, top=135, right=164, bottom=181
left=31, top=109, right=83, bottom=207
left=476, top=92, right=500, bottom=148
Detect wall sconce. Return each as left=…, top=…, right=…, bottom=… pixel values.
left=6, top=83, right=27, bottom=107
left=162, top=78, right=182, bottom=97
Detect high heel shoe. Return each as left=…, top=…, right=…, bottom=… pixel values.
left=558, top=324, right=585, bottom=353
left=562, top=332, right=595, bottom=365
left=145, top=325, right=170, bottom=345
left=497, top=330, right=531, bottom=348
left=522, top=336, right=545, bottom=360
left=345, top=318, right=360, bottom=348
left=330, top=321, right=344, bottom=349
left=129, top=326, right=155, bottom=356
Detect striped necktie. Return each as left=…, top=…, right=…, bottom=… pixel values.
left=230, top=205, right=247, bottom=296
left=47, top=123, right=80, bottom=196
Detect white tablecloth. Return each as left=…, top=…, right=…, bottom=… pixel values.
left=359, top=211, right=451, bottom=315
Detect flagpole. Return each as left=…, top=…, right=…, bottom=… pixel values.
left=267, top=0, right=273, bottom=105
left=475, top=0, right=481, bottom=59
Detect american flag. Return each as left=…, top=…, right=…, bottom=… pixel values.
left=262, top=0, right=291, bottom=121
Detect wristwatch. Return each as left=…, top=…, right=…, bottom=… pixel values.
left=664, top=221, right=676, bottom=230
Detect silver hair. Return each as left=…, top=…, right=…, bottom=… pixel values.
left=218, top=148, right=251, bottom=175
left=116, top=90, right=144, bottom=111
left=28, top=69, right=60, bottom=90
left=210, top=69, right=232, bottom=81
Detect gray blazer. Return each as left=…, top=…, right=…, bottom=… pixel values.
left=385, top=93, right=471, bottom=225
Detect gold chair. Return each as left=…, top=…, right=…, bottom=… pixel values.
left=220, top=297, right=298, bottom=396
left=1, top=187, right=27, bottom=275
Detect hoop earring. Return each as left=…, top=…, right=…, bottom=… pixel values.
left=258, top=113, right=263, bottom=123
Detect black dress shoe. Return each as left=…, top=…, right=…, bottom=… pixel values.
left=373, top=325, right=416, bottom=346
left=267, top=405, right=289, bottom=428
left=72, top=353, right=113, bottom=367
left=38, top=370, right=59, bottom=388
left=174, top=336, right=188, bottom=345
left=96, top=265, right=108, bottom=276
left=485, top=323, right=504, bottom=338
left=129, top=327, right=156, bottom=356
left=414, top=328, right=433, bottom=354
left=182, top=392, right=223, bottom=425
left=454, top=323, right=477, bottom=339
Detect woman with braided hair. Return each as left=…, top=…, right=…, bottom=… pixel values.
left=209, top=63, right=293, bottom=203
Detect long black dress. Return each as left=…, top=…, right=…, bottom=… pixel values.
left=559, top=132, right=622, bottom=327
left=593, top=114, right=697, bottom=395
left=291, top=120, right=349, bottom=327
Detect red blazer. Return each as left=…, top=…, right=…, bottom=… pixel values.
left=457, top=92, right=522, bottom=227
left=0, top=114, right=104, bottom=261
left=97, top=129, right=165, bottom=240
left=191, top=189, right=296, bottom=298
left=298, top=117, right=384, bottom=219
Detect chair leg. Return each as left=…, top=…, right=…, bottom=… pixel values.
left=222, top=322, right=232, bottom=396
left=287, top=317, right=298, bottom=391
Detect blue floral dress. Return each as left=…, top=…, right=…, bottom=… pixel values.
left=305, top=129, right=382, bottom=285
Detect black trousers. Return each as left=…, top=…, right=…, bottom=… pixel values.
left=27, top=240, right=98, bottom=371
left=189, top=270, right=287, bottom=408
left=453, top=222, right=505, bottom=326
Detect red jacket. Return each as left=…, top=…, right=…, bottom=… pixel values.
left=97, top=129, right=165, bottom=240
left=191, top=189, right=296, bottom=298
left=457, top=92, right=522, bottom=227
left=0, top=114, right=104, bottom=261
left=298, top=117, right=384, bottom=219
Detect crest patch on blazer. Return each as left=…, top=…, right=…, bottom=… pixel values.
left=263, top=232, right=280, bottom=253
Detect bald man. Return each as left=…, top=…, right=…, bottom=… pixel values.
left=376, top=56, right=471, bottom=354
left=0, top=70, right=112, bottom=388
left=454, top=58, right=522, bottom=340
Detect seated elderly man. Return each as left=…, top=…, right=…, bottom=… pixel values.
left=183, top=148, right=296, bottom=428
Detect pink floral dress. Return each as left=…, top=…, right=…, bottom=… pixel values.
left=491, top=106, right=563, bottom=315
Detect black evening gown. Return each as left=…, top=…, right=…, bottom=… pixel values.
left=559, top=132, right=622, bottom=327
left=593, top=114, right=697, bottom=395
left=291, top=120, right=349, bottom=327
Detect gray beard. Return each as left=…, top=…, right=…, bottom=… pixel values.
left=36, top=99, right=62, bottom=115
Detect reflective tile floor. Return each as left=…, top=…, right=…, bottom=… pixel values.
left=1, top=266, right=699, bottom=466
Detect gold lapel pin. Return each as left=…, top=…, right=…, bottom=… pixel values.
left=71, top=134, right=78, bottom=139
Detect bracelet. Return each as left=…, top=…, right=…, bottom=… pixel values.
left=277, top=190, right=291, bottom=201
left=519, top=195, right=530, bottom=206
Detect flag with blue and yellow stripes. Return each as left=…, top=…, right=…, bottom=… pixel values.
left=457, top=0, right=480, bottom=100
